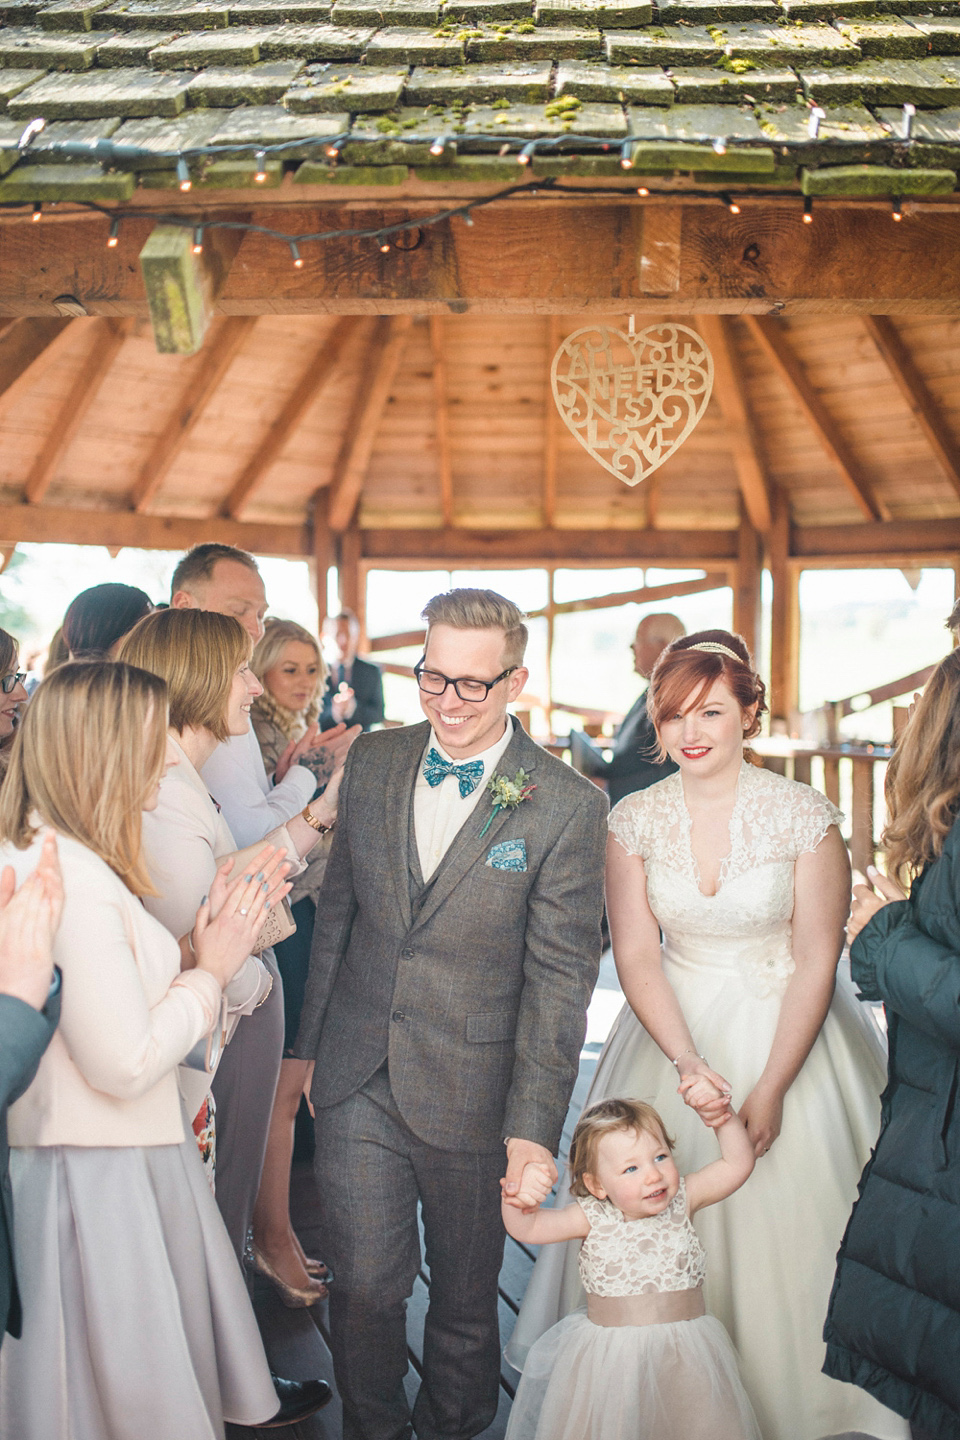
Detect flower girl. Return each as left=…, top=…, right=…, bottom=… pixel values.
left=502, top=1096, right=760, bottom=1440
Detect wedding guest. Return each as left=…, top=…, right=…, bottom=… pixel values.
left=117, top=609, right=287, bottom=1187
left=170, top=542, right=357, bottom=1262
left=827, top=647, right=960, bottom=1440
left=0, top=832, right=62, bottom=1350
left=0, top=660, right=331, bottom=1437
left=572, top=613, right=685, bottom=806
left=0, top=628, right=27, bottom=777
left=294, top=588, right=607, bottom=1440
left=509, top=629, right=905, bottom=1440
left=320, top=609, right=385, bottom=732
left=62, top=582, right=153, bottom=660
left=250, top=618, right=334, bottom=1300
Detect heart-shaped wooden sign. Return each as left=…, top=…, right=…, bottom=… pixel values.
left=551, top=323, right=714, bottom=487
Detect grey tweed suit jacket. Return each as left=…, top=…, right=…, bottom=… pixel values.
left=294, top=717, right=607, bottom=1154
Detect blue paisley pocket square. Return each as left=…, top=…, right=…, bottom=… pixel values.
left=486, top=839, right=527, bottom=872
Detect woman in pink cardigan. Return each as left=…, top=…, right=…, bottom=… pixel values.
left=0, top=661, right=292, bottom=1440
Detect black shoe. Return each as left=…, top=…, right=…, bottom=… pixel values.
left=257, top=1374, right=334, bottom=1429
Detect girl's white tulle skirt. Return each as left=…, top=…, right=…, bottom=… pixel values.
left=505, top=1309, right=761, bottom=1440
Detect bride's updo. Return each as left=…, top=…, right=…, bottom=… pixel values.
left=648, top=629, right=767, bottom=746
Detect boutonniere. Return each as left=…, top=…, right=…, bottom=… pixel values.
left=479, top=768, right=537, bottom=838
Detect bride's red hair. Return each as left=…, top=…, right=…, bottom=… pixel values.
left=648, top=629, right=767, bottom=758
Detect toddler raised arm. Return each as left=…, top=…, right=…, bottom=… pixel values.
left=682, top=1108, right=755, bottom=1215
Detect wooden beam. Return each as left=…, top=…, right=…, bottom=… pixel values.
left=7, top=205, right=960, bottom=317
left=24, top=318, right=130, bottom=505
left=328, top=315, right=413, bottom=533
left=312, top=489, right=333, bottom=629
left=0, top=317, right=72, bottom=401
left=543, top=317, right=561, bottom=527
left=746, top=317, right=885, bottom=522
left=734, top=507, right=763, bottom=662
left=769, top=493, right=799, bottom=721
left=528, top=572, right=728, bottom=619
left=864, top=315, right=960, bottom=503
left=133, top=316, right=257, bottom=514
left=368, top=628, right=426, bottom=653
left=791, top=519, right=960, bottom=561
left=429, top=315, right=454, bottom=527
left=0, top=503, right=307, bottom=557
left=637, top=206, right=682, bottom=295
left=224, top=316, right=359, bottom=521
left=360, top=527, right=739, bottom=565
left=338, top=525, right=365, bottom=644
left=698, top=316, right=773, bottom=533
left=139, top=223, right=244, bottom=356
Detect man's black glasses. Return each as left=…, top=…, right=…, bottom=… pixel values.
left=413, top=658, right=517, bottom=703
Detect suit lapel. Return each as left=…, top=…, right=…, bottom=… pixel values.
left=381, top=721, right=430, bottom=931
left=409, top=719, right=539, bottom=934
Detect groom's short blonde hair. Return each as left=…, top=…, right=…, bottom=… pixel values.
left=422, top=589, right=528, bottom=669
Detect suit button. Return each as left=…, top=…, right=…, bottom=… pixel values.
left=401, top=948, right=415, bottom=959
left=392, top=1010, right=406, bottom=1022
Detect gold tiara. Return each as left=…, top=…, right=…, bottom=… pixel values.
left=688, top=641, right=744, bottom=663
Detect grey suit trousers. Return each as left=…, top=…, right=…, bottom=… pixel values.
left=210, top=949, right=284, bottom=1260
left=315, top=1065, right=506, bottom=1440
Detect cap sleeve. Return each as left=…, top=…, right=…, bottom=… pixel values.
left=608, top=792, right=650, bottom=860
left=791, top=788, right=844, bottom=859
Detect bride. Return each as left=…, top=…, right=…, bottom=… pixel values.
left=507, top=630, right=907, bottom=1440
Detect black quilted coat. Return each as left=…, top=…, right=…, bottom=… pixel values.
left=823, top=815, right=960, bottom=1437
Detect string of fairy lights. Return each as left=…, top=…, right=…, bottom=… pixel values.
left=2, top=99, right=935, bottom=265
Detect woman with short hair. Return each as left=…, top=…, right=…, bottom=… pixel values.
left=248, top=617, right=334, bottom=1301
left=0, top=660, right=285, bottom=1440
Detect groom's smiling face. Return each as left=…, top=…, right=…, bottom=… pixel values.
left=420, top=624, right=528, bottom=760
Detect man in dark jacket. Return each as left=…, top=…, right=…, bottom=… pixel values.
left=320, top=610, right=385, bottom=733
left=0, top=838, right=62, bottom=1346
left=571, top=612, right=685, bottom=806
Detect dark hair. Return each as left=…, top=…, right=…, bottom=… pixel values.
left=649, top=629, right=767, bottom=755
left=170, top=544, right=260, bottom=600
left=62, top=584, right=154, bottom=660
left=0, top=627, right=17, bottom=679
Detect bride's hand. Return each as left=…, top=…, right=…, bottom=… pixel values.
left=739, top=1085, right=783, bottom=1158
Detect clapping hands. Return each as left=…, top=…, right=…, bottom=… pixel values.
left=190, top=844, right=292, bottom=990
left=0, top=831, right=63, bottom=1011
left=274, top=720, right=361, bottom=785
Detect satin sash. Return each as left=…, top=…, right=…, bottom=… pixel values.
left=586, top=1287, right=705, bottom=1328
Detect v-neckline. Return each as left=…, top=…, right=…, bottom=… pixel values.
left=677, top=762, right=747, bottom=899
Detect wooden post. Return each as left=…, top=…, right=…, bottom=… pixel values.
left=139, top=224, right=243, bottom=357
left=823, top=756, right=841, bottom=809
left=312, top=491, right=333, bottom=630
left=769, top=493, right=799, bottom=727
left=734, top=509, right=762, bottom=664
left=338, top=525, right=365, bottom=647
left=851, top=757, right=876, bottom=878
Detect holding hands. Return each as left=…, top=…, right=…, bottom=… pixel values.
left=675, top=1050, right=733, bottom=1130
left=501, top=1138, right=558, bottom=1212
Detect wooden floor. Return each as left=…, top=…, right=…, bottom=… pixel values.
left=227, top=954, right=622, bottom=1440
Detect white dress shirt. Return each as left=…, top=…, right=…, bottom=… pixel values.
left=200, top=725, right=315, bottom=848
left=414, top=720, right=514, bottom=882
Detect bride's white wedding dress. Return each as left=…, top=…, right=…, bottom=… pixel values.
left=506, top=762, right=908, bottom=1440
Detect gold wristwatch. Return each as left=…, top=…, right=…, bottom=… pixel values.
left=302, top=803, right=334, bottom=835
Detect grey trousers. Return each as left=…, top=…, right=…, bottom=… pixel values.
left=314, top=1065, right=506, bottom=1440
left=210, top=950, right=284, bottom=1260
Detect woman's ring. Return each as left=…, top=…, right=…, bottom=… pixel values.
left=239, top=907, right=249, bottom=916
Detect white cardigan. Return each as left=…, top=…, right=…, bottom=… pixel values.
left=6, top=830, right=220, bottom=1149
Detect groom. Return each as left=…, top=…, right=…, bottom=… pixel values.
left=295, top=588, right=607, bottom=1440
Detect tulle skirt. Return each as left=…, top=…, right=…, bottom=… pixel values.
left=506, top=1309, right=761, bottom=1440
left=0, top=1130, right=278, bottom=1440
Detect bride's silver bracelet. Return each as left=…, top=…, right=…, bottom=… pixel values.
left=672, top=1047, right=704, bottom=1070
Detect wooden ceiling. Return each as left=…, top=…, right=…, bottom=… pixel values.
left=1, top=308, right=960, bottom=559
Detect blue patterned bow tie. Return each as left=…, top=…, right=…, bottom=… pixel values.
left=423, top=747, right=485, bottom=798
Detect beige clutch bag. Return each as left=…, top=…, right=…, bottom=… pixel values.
left=218, top=833, right=297, bottom=955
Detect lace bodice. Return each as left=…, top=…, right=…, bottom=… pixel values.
left=576, top=1181, right=706, bottom=1297
left=608, top=763, right=843, bottom=998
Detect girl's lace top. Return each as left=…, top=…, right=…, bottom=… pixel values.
left=607, top=762, right=843, bottom=998
left=576, top=1181, right=706, bottom=1297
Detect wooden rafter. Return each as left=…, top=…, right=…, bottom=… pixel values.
left=698, top=316, right=773, bottom=533
left=24, top=318, right=130, bottom=505
left=864, top=315, right=960, bottom=503
left=746, top=317, right=886, bottom=522
left=429, top=315, right=454, bottom=527
left=132, top=316, right=257, bottom=514
left=528, top=572, right=729, bottom=619
left=0, top=317, right=72, bottom=406
left=327, top=315, right=413, bottom=534
left=543, top=317, right=561, bottom=527
left=361, top=527, right=739, bottom=565
left=0, top=503, right=306, bottom=556
left=224, top=316, right=360, bottom=521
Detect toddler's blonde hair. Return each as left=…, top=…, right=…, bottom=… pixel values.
left=568, top=1098, right=674, bottom=1198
